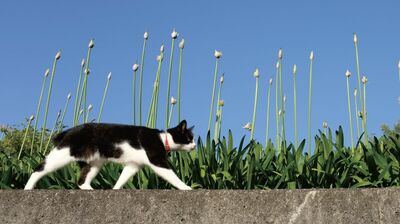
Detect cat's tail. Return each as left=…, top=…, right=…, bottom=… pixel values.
left=52, top=130, right=68, bottom=146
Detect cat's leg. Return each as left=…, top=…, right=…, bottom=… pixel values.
left=149, top=165, right=192, bottom=190
left=113, top=163, right=140, bottom=189
left=78, top=161, right=103, bottom=190
left=25, top=147, right=74, bottom=190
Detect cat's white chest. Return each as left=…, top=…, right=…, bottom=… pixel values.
left=109, top=141, right=150, bottom=166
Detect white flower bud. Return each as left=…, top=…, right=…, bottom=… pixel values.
left=29, top=115, right=35, bottom=121
left=144, top=31, right=149, bottom=40
left=278, top=48, right=282, bottom=59
left=170, top=97, right=177, bottom=105
left=354, top=88, right=357, bottom=97
left=44, top=68, right=50, bottom=77
left=88, top=104, right=93, bottom=112
left=179, top=38, right=185, bottom=49
left=362, top=75, right=368, bottom=84
left=276, top=61, right=280, bottom=69
left=398, top=60, right=400, bottom=69
left=55, top=51, right=61, bottom=60
left=310, top=51, right=314, bottom=61
left=322, top=121, right=328, bottom=129
left=283, top=95, right=286, bottom=103
left=81, top=58, right=85, bottom=67
left=345, top=70, right=351, bottom=77
left=269, top=78, right=273, bottom=85
left=107, top=72, right=112, bottom=80
left=171, top=29, right=178, bottom=39
left=253, top=68, right=260, bottom=78
left=243, top=122, right=252, bottom=130
left=88, top=39, right=95, bottom=48
left=220, top=75, right=224, bottom=84
left=293, top=64, right=297, bottom=75
left=218, top=99, right=224, bottom=107
left=79, top=109, right=84, bottom=115
left=353, top=33, right=358, bottom=44
left=132, top=63, right=139, bottom=72
left=67, top=92, right=71, bottom=99
left=278, top=110, right=282, bottom=116
left=160, top=44, right=164, bottom=53
left=156, top=54, right=163, bottom=62
left=214, top=50, right=222, bottom=59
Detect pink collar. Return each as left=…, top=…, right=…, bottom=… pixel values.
left=164, top=133, right=171, bottom=154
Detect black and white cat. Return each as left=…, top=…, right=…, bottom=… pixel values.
left=25, top=120, right=195, bottom=190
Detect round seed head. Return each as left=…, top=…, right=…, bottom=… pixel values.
left=156, top=54, right=163, bottom=62
left=29, top=115, right=35, bottom=121
left=309, top=51, right=314, bottom=61
left=179, top=38, right=185, bottom=49
left=354, top=88, right=357, bottom=96
left=170, top=96, right=177, bottom=105
left=88, top=39, right=95, bottom=48
left=171, top=29, right=179, bottom=39
left=214, top=50, right=222, bottom=59
left=345, top=70, right=351, bottom=77
left=269, top=78, right=273, bottom=85
left=107, top=72, right=112, bottom=80
left=88, top=104, right=93, bottom=112
left=160, top=44, right=164, bottom=53
left=144, top=31, right=149, bottom=40
left=322, top=121, right=328, bottom=129
left=253, top=68, right=260, bottom=78
left=67, top=92, right=71, bottom=99
left=218, top=99, right=224, bottom=107
left=293, top=64, right=297, bottom=75
left=44, top=68, right=50, bottom=77
left=132, top=63, right=139, bottom=72
left=278, top=48, right=283, bottom=59
left=243, top=122, right=252, bottom=131
left=362, top=75, right=368, bottom=84
left=353, top=33, right=358, bottom=44
left=55, top=51, right=61, bottom=60
left=81, top=58, right=85, bottom=67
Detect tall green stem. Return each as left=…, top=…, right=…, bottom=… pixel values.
left=39, top=52, right=60, bottom=153
left=346, top=75, right=354, bottom=150
left=293, top=65, right=298, bottom=149
left=83, top=41, right=94, bottom=122
left=214, top=74, right=224, bottom=142
left=166, top=37, right=176, bottom=129
left=251, top=69, right=259, bottom=140
left=354, top=34, right=363, bottom=127
left=73, top=59, right=85, bottom=126
left=362, top=79, right=368, bottom=144
left=177, top=43, right=184, bottom=123
left=58, top=93, right=71, bottom=133
left=98, top=74, right=111, bottom=123
left=265, top=78, right=272, bottom=148
left=354, top=89, right=360, bottom=141
left=275, top=62, right=280, bottom=152
left=307, top=51, right=314, bottom=156
left=18, top=116, right=34, bottom=160
left=44, top=111, right=61, bottom=154
left=208, top=57, right=220, bottom=132
left=132, top=66, right=138, bottom=125
left=139, top=35, right=148, bottom=126
left=30, top=70, right=48, bottom=154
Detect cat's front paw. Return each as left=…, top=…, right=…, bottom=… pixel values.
left=180, top=185, right=192, bottom=190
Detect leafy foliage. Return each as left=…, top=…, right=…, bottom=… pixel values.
left=1, top=126, right=400, bottom=189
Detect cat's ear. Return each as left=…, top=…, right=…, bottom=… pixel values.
left=189, top=126, right=195, bottom=131
left=179, top=120, right=187, bottom=132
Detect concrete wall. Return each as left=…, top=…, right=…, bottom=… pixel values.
left=1, top=188, right=399, bottom=224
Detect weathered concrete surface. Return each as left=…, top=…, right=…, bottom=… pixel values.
left=0, top=188, right=399, bottom=224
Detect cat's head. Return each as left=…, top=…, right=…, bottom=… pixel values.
left=167, top=120, right=196, bottom=151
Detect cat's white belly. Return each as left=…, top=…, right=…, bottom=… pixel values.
left=108, top=141, right=150, bottom=166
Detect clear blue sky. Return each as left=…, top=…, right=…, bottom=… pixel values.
left=0, top=0, right=399, bottom=146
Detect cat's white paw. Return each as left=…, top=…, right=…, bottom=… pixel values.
left=180, top=185, right=192, bottom=190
